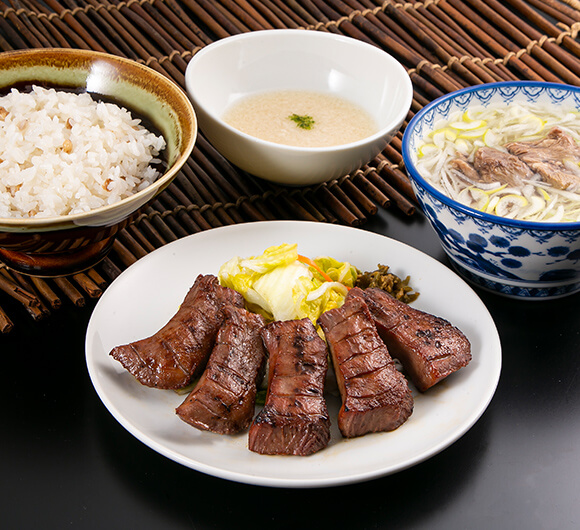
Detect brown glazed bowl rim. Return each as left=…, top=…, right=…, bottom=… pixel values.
left=0, top=48, right=197, bottom=230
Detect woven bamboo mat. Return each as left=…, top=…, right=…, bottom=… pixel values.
left=0, top=0, right=579, bottom=332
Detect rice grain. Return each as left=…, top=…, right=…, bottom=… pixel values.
left=0, top=86, right=166, bottom=219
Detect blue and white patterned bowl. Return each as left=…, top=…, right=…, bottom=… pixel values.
left=402, top=81, right=580, bottom=299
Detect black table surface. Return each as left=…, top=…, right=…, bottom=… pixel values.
left=3, top=209, right=579, bottom=530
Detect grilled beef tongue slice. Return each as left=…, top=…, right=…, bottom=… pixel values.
left=348, top=287, right=471, bottom=392
left=248, top=318, right=331, bottom=456
left=110, top=274, right=244, bottom=390
left=318, top=295, right=413, bottom=438
left=176, top=306, right=267, bottom=434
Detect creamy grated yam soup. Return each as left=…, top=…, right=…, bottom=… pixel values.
left=0, top=85, right=166, bottom=219
left=222, top=90, right=378, bottom=148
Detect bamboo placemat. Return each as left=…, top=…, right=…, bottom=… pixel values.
left=0, top=0, right=579, bottom=332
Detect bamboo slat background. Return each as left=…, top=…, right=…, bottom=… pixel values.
left=0, top=0, right=579, bottom=331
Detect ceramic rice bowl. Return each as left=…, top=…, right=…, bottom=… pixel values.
left=0, top=48, right=197, bottom=277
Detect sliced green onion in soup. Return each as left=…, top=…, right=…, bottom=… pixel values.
left=458, top=187, right=489, bottom=211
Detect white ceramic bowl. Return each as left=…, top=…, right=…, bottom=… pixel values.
left=402, top=81, right=580, bottom=300
left=185, top=29, right=412, bottom=186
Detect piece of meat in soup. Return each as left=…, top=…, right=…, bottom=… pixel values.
left=473, top=146, right=533, bottom=186
left=505, top=127, right=580, bottom=191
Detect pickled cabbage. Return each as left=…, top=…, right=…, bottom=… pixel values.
left=218, top=243, right=358, bottom=323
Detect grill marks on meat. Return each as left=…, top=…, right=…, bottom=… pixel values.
left=175, top=306, right=266, bottom=434
left=112, top=273, right=472, bottom=453
left=318, top=295, right=413, bottom=438
left=348, top=288, right=471, bottom=392
left=248, top=318, right=330, bottom=456
left=110, top=274, right=244, bottom=390
left=505, top=127, right=580, bottom=191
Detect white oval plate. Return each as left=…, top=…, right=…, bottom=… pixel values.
left=86, top=221, right=501, bottom=488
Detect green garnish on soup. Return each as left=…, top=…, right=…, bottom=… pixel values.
left=288, top=113, right=315, bottom=130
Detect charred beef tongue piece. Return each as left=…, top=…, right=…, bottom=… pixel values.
left=176, top=306, right=267, bottom=434
left=348, top=287, right=471, bottom=392
left=248, top=318, right=331, bottom=456
left=472, top=146, right=533, bottom=186
left=318, top=295, right=413, bottom=439
left=110, top=274, right=244, bottom=390
left=505, top=127, right=580, bottom=191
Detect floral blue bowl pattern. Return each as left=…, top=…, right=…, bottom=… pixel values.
left=403, top=82, right=580, bottom=299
